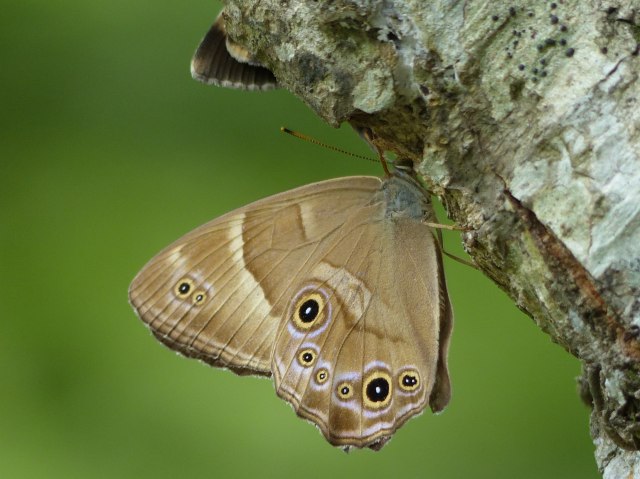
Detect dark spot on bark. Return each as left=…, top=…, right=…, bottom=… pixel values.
left=623, top=325, right=640, bottom=342
left=295, top=53, right=328, bottom=87
left=509, top=79, right=525, bottom=100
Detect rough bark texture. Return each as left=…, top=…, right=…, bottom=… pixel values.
left=221, top=0, right=640, bottom=474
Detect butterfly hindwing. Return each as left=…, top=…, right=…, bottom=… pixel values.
left=271, top=176, right=453, bottom=449
left=191, top=11, right=278, bottom=90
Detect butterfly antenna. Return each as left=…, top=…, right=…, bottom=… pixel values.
left=280, top=127, right=380, bottom=165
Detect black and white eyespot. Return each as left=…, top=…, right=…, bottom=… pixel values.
left=297, top=348, right=317, bottom=367
left=292, top=291, right=326, bottom=331
left=337, top=382, right=354, bottom=400
left=363, top=371, right=392, bottom=409
left=174, top=278, right=194, bottom=299
left=315, top=368, right=329, bottom=384
left=398, top=370, right=420, bottom=392
left=192, top=290, right=207, bottom=305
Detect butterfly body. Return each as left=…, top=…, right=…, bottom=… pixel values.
left=130, top=172, right=452, bottom=450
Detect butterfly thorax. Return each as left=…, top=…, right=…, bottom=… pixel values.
left=380, top=173, right=436, bottom=223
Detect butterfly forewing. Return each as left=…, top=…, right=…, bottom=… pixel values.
left=129, top=177, right=380, bottom=376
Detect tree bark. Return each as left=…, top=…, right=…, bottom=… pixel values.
left=221, top=0, right=640, bottom=474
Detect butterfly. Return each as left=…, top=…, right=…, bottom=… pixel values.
left=129, top=163, right=453, bottom=450
left=191, top=10, right=278, bottom=91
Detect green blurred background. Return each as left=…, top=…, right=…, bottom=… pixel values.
left=0, top=1, right=598, bottom=477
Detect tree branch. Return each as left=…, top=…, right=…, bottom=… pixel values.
left=222, top=0, right=640, bottom=473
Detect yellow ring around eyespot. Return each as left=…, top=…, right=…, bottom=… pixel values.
left=174, top=278, right=194, bottom=298
left=337, top=382, right=354, bottom=400
left=363, top=371, right=393, bottom=410
left=292, top=292, right=325, bottom=330
left=315, top=368, right=329, bottom=384
left=297, top=348, right=316, bottom=367
left=192, top=290, right=207, bottom=305
left=398, top=370, right=420, bottom=392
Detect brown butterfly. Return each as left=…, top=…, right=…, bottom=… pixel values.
left=129, top=164, right=453, bottom=450
left=191, top=10, right=277, bottom=91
